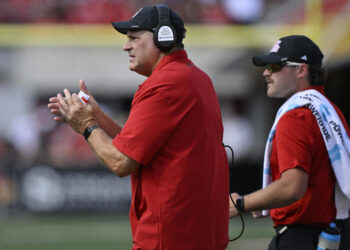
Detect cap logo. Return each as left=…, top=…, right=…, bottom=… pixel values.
left=301, top=55, right=307, bottom=61
left=132, top=8, right=142, bottom=19
left=158, top=26, right=174, bottom=41
left=270, top=40, right=281, bottom=53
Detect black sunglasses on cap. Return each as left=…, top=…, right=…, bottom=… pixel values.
left=265, top=61, right=304, bottom=73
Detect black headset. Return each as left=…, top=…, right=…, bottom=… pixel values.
left=153, top=5, right=177, bottom=51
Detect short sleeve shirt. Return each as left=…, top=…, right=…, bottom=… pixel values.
left=270, top=86, right=350, bottom=227
left=113, top=50, right=229, bottom=250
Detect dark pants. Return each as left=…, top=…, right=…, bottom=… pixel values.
left=336, top=218, right=350, bottom=250
left=267, top=225, right=321, bottom=250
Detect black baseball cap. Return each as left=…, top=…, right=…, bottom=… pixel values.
left=111, top=5, right=186, bottom=43
left=252, top=35, right=324, bottom=67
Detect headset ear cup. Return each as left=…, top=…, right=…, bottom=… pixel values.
left=154, top=5, right=176, bottom=51
left=154, top=25, right=176, bottom=51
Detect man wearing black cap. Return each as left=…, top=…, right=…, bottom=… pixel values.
left=229, top=35, right=350, bottom=250
left=48, top=5, right=229, bottom=250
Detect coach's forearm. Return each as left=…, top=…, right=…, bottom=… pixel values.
left=95, top=108, right=123, bottom=138
left=86, top=128, right=139, bottom=177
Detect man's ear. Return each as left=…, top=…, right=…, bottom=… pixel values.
left=296, top=64, right=309, bottom=79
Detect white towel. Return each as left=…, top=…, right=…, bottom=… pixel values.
left=262, top=89, right=350, bottom=219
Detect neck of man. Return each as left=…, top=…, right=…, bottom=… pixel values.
left=149, top=47, right=182, bottom=76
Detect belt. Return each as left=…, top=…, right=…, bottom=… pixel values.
left=275, top=224, right=323, bottom=235
left=275, top=225, right=288, bottom=235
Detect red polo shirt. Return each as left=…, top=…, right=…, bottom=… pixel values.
left=270, top=86, right=350, bottom=227
left=113, top=50, right=229, bottom=250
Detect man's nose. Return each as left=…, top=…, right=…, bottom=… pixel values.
left=123, top=40, right=132, bottom=51
left=263, top=68, right=271, bottom=77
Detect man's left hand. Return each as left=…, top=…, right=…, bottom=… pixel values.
left=229, top=192, right=240, bottom=218
left=56, top=88, right=97, bottom=134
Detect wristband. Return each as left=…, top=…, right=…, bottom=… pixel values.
left=83, top=125, right=99, bottom=140
left=236, top=195, right=245, bottom=213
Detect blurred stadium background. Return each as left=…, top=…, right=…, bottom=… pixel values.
left=0, top=0, right=349, bottom=249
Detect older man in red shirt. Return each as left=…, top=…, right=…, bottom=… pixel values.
left=49, top=5, right=229, bottom=250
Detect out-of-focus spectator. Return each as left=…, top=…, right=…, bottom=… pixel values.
left=64, top=0, right=133, bottom=24
left=0, top=0, right=33, bottom=23
left=129, top=0, right=202, bottom=23
left=221, top=0, right=264, bottom=24
left=199, top=0, right=231, bottom=23
left=0, top=136, right=18, bottom=170
left=45, top=102, right=122, bottom=168
left=8, top=103, right=55, bottom=165
left=31, top=0, right=71, bottom=23
left=222, top=99, right=255, bottom=163
left=0, top=0, right=348, bottom=24
left=0, top=0, right=133, bottom=23
left=0, top=0, right=233, bottom=24
left=9, top=113, right=41, bottom=163
left=0, top=171, right=16, bottom=209
left=0, top=137, right=17, bottom=214
left=46, top=123, right=98, bottom=168
left=171, top=0, right=202, bottom=23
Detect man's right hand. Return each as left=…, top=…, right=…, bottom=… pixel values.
left=48, top=79, right=100, bottom=123
left=252, top=211, right=265, bottom=218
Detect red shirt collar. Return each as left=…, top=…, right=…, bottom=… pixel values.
left=152, top=50, right=188, bottom=73
left=303, top=85, right=325, bottom=95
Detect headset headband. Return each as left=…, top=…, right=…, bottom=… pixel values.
left=154, top=5, right=176, bottom=51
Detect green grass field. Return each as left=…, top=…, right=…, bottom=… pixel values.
left=0, top=213, right=274, bottom=250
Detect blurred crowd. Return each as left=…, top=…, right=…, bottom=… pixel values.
left=0, top=0, right=268, bottom=24
left=0, top=97, right=256, bottom=171
left=0, top=101, right=100, bottom=170
left=0, top=0, right=345, bottom=25
left=0, top=93, right=134, bottom=211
